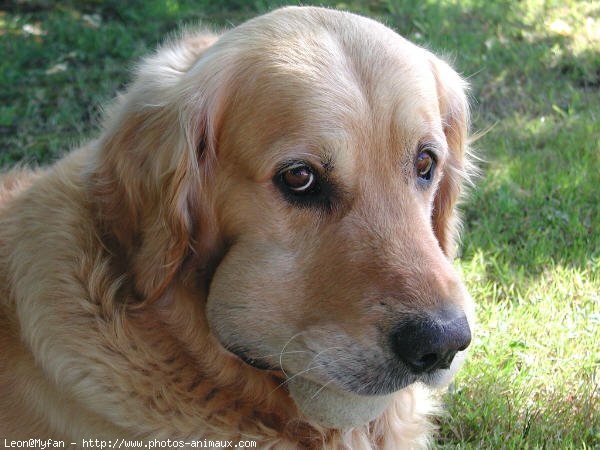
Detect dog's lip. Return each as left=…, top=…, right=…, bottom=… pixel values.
left=225, top=342, right=463, bottom=392
left=224, top=345, right=279, bottom=371
left=290, top=353, right=459, bottom=396
left=290, top=368, right=414, bottom=397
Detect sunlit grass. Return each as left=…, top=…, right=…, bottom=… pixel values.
left=439, top=258, right=599, bottom=448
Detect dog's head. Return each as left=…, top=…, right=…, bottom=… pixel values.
left=91, top=6, right=474, bottom=427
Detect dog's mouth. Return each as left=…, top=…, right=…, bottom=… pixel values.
left=222, top=341, right=465, bottom=428
left=225, top=344, right=280, bottom=371
left=283, top=355, right=464, bottom=429
left=288, top=351, right=463, bottom=398
left=227, top=342, right=463, bottom=392
left=226, top=346, right=464, bottom=398
left=222, top=344, right=391, bottom=428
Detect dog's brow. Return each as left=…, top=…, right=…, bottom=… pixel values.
left=277, top=150, right=334, bottom=174
left=321, top=153, right=334, bottom=173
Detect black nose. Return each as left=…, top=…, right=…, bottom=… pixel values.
left=392, top=308, right=471, bottom=374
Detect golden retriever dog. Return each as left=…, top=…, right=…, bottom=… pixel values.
left=0, top=6, right=474, bottom=449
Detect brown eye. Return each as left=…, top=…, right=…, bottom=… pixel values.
left=416, top=150, right=435, bottom=182
left=282, top=164, right=316, bottom=193
left=275, top=160, right=331, bottom=209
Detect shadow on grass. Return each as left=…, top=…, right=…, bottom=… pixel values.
left=459, top=112, right=598, bottom=278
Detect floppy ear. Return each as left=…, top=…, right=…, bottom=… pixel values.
left=429, top=56, right=471, bottom=258
left=88, top=32, right=224, bottom=304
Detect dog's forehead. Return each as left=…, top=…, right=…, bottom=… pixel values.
left=256, top=62, right=443, bottom=177
left=217, top=8, right=446, bottom=178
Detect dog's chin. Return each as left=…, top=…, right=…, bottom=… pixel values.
left=224, top=340, right=467, bottom=428
left=287, top=352, right=468, bottom=429
left=287, top=377, right=394, bottom=429
left=225, top=348, right=399, bottom=428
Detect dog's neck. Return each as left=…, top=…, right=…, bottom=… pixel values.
left=122, top=278, right=333, bottom=445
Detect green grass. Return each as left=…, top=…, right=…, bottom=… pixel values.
left=1, top=0, right=598, bottom=448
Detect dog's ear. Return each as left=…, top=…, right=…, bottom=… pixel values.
left=89, top=32, right=225, bottom=304
left=428, top=56, right=471, bottom=258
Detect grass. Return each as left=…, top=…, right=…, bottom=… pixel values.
left=1, top=0, right=598, bottom=448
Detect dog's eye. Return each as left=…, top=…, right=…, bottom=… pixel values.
left=274, top=161, right=335, bottom=210
left=416, top=150, right=436, bottom=183
left=281, top=163, right=318, bottom=194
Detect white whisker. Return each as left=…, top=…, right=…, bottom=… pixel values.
left=268, top=351, right=356, bottom=397
left=279, top=331, right=305, bottom=378
left=251, top=349, right=309, bottom=360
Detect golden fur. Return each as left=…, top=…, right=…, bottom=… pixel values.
left=0, top=7, right=473, bottom=449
